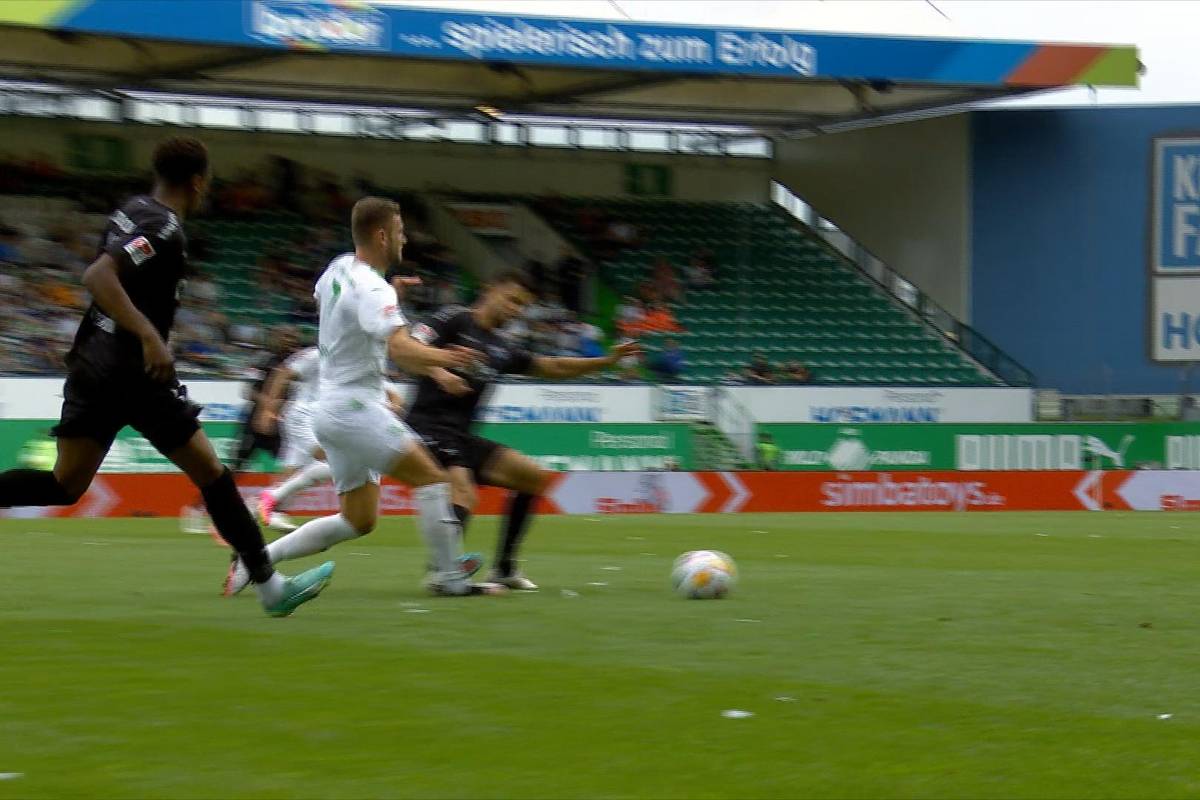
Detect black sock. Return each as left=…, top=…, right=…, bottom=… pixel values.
left=199, top=469, right=274, bottom=584
left=496, top=492, right=536, bottom=576
left=0, top=469, right=76, bottom=507
left=453, top=504, right=472, bottom=538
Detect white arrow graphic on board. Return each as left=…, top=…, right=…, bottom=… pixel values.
left=718, top=472, right=750, bottom=513
left=79, top=477, right=117, bottom=518
left=1073, top=470, right=1103, bottom=511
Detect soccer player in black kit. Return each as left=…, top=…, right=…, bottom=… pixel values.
left=408, top=269, right=640, bottom=589
left=0, top=137, right=333, bottom=617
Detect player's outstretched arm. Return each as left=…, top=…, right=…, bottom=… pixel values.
left=531, top=341, right=641, bottom=380
left=387, top=327, right=478, bottom=376
left=254, top=365, right=296, bottom=434
left=82, top=253, right=174, bottom=382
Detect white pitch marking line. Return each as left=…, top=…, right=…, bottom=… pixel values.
left=587, top=581, right=609, bottom=587
left=1157, top=713, right=1173, bottom=720
left=734, top=618, right=761, bottom=623
left=774, top=696, right=796, bottom=703
left=626, top=536, right=645, bottom=541
left=601, top=566, right=623, bottom=571
left=774, top=554, right=789, bottom=558
left=721, top=709, right=754, bottom=719
left=0, top=773, right=23, bottom=781
left=82, top=541, right=109, bottom=546
left=561, top=589, right=580, bottom=598
left=751, top=530, right=768, bottom=534
left=404, top=609, right=430, bottom=614
left=349, top=551, right=372, bottom=556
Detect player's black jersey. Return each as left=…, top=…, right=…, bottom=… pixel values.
left=407, top=305, right=534, bottom=426
left=67, top=195, right=188, bottom=377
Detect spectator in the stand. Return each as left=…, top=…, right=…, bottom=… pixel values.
left=576, top=319, right=604, bottom=358
left=616, top=337, right=643, bottom=381
left=683, top=251, right=715, bottom=289
left=190, top=274, right=221, bottom=304
left=502, top=315, right=531, bottom=349
left=650, top=338, right=686, bottom=381
left=652, top=257, right=682, bottom=303
left=530, top=292, right=569, bottom=324
left=432, top=277, right=460, bottom=307
left=231, top=320, right=264, bottom=347
left=616, top=296, right=645, bottom=337
left=641, top=302, right=682, bottom=334
left=784, top=360, right=812, bottom=384
left=745, top=353, right=775, bottom=384
left=555, top=316, right=580, bottom=355
left=530, top=320, right=560, bottom=356
left=39, top=273, right=83, bottom=309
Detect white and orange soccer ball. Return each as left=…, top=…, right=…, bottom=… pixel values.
left=671, top=550, right=737, bottom=599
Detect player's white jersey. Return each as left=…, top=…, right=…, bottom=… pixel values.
left=283, top=346, right=320, bottom=408
left=314, top=253, right=405, bottom=398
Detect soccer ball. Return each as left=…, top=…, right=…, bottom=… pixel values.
left=671, top=550, right=737, bottom=599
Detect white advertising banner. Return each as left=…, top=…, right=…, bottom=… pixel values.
left=1152, top=276, right=1200, bottom=361
left=0, top=378, right=249, bottom=421
left=726, top=386, right=1033, bottom=423
left=0, top=379, right=1032, bottom=425
left=477, top=384, right=655, bottom=423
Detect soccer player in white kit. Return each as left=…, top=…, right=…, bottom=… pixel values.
left=254, top=345, right=328, bottom=532
left=224, top=197, right=500, bottom=597
left=254, top=348, right=408, bottom=531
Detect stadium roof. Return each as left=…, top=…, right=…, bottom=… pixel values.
left=0, top=0, right=1140, bottom=134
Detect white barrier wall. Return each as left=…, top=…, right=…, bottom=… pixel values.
left=0, top=379, right=1033, bottom=423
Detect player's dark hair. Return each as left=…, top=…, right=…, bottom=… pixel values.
left=152, top=137, right=209, bottom=187
left=488, top=267, right=537, bottom=294
left=352, top=196, right=401, bottom=246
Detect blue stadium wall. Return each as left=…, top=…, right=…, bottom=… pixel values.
left=971, top=106, right=1200, bottom=394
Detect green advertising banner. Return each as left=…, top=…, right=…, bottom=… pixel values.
left=479, top=423, right=693, bottom=471
left=0, top=422, right=694, bottom=473
left=759, top=422, right=1200, bottom=471
left=8, top=419, right=1200, bottom=473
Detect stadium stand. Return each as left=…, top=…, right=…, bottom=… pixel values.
left=0, top=150, right=1000, bottom=387
left=540, top=197, right=1000, bottom=386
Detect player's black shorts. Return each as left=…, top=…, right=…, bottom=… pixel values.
left=51, top=367, right=202, bottom=454
left=407, top=415, right=505, bottom=484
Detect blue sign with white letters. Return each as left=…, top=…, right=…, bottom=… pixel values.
left=1153, top=138, right=1200, bottom=272
left=13, top=0, right=1136, bottom=87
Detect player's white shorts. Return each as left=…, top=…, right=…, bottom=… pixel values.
left=313, top=392, right=418, bottom=494
left=280, top=403, right=319, bottom=469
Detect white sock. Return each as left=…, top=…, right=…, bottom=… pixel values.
left=413, top=482, right=466, bottom=589
left=254, top=571, right=286, bottom=606
left=266, top=514, right=360, bottom=565
left=271, top=462, right=333, bottom=509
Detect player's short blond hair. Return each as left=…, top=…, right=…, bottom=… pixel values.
left=351, top=197, right=400, bottom=246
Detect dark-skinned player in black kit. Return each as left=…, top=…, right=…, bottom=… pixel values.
left=407, top=268, right=640, bottom=589
left=0, top=137, right=333, bottom=617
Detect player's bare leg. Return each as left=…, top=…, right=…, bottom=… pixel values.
left=0, top=436, right=107, bottom=509
left=258, top=448, right=331, bottom=532
left=480, top=448, right=554, bottom=590
left=169, top=430, right=332, bottom=615
left=232, top=442, right=498, bottom=596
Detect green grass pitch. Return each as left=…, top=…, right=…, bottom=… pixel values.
left=3, top=511, right=1200, bottom=799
